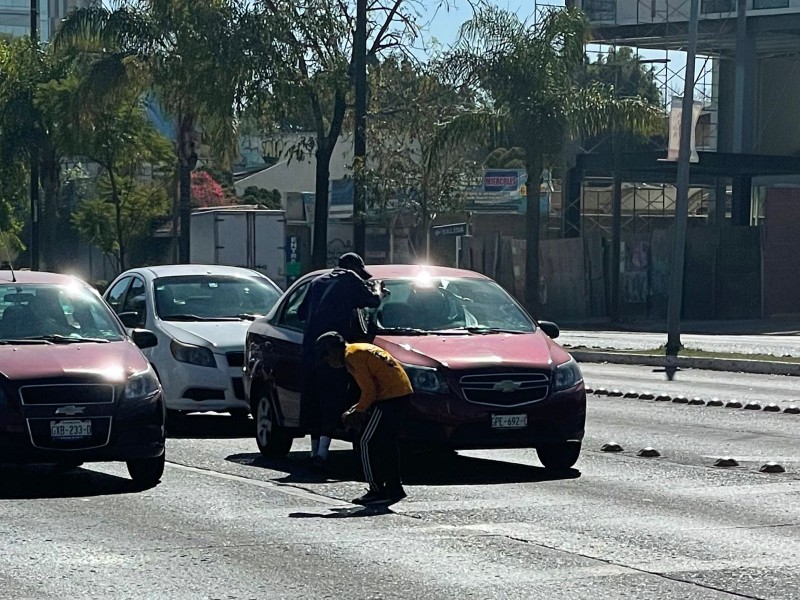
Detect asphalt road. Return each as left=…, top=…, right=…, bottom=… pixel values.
left=561, top=330, right=800, bottom=358
left=1, top=364, right=799, bottom=599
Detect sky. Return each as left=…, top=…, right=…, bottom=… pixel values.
left=421, top=0, right=701, bottom=103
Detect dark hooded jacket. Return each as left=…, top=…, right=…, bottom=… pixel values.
left=298, top=268, right=381, bottom=361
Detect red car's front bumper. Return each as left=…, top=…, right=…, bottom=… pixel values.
left=400, top=383, right=586, bottom=449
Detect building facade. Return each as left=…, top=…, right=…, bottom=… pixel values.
left=0, top=0, right=92, bottom=41
left=572, top=0, right=800, bottom=318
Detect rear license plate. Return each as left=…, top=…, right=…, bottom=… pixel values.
left=50, top=420, right=92, bottom=439
left=491, top=414, right=528, bottom=429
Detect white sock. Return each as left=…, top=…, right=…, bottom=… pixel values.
left=311, top=437, right=320, bottom=457
left=317, top=436, right=331, bottom=460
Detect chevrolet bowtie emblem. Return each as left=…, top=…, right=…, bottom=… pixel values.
left=55, top=406, right=86, bottom=416
left=493, top=380, right=521, bottom=393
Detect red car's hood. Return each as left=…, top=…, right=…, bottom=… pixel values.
left=0, top=341, right=149, bottom=382
left=377, top=331, right=572, bottom=371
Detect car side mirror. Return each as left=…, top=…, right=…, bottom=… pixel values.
left=538, top=320, right=560, bottom=339
left=118, top=311, right=141, bottom=328
left=131, top=329, right=158, bottom=350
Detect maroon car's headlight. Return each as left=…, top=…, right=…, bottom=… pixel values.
left=403, top=365, right=449, bottom=394
left=125, top=366, right=161, bottom=401
left=553, top=358, right=583, bottom=391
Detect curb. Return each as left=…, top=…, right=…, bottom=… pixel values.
left=571, top=350, right=800, bottom=377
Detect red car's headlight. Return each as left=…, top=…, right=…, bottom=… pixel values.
left=403, top=365, right=449, bottom=394
left=554, top=358, right=583, bottom=391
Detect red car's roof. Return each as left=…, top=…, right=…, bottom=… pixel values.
left=305, top=264, right=492, bottom=280
left=0, top=270, right=87, bottom=286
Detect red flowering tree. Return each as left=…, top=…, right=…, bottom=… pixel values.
left=191, top=170, right=235, bottom=207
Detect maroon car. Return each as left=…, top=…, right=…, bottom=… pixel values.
left=244, top=265, right=586, bottom=470
left=0, top=270, right=166, bottom=487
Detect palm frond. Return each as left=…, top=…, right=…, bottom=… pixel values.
left=566, top=82, right=665, bottom=138
left=426, top=106, right=509, bottom=170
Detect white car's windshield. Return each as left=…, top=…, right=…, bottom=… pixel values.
left=0, top=283, right=123, bottom=343
left=374, top=277, right=534, bottom=334
left=154, top=275, right=281, bottom=321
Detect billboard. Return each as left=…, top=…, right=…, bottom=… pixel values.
left=464, top=169, right=549, bottom=214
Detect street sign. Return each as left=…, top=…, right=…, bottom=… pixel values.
left=432, top=223, right=467, bottom=237
left=285, top=235, right=301, bottom=286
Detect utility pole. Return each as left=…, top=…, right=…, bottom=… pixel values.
left=29, top=0, right=39, bottom=271
left=666, top=0, right=700, bottom=356
left=352, top=0, right=367, bottom=257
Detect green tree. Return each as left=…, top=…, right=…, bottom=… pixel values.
left=365, top=57, right=480, bottom=258
left=484, top=146, right=526, bottom=169
left=582, top=46, right=663, bottom=153
left=584, top=47, right=661, bottom=105
left=0, top=38, right=70, bottom=269
left=432, top=7, right=663, bottom=313
left=245, top=0, right=426, bottom=268
left=239, top=186, right=281, bottom=209
left=55, top=0, right=251, bottom=263
left=40, top=62, right=173, bottom=271
left=0, top=159, right=27, bottom=260
left=71, top=176, right=170, bottom=272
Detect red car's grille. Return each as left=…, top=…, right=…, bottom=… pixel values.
left=19, top=384, right=115, bottom=406
left=458, top=371, right=550, bottom=407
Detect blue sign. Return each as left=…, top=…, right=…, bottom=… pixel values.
left=483, top=170, right=522, bottom=193
left=465, top=169, right=529, bottom=214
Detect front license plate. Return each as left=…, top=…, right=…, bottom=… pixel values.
left=50, top=420, right=92, bottom=439
left=491, top=414, right=528, bottom=429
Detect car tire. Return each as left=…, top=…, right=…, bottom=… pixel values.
left=127, top=454, right=166, bottom=488
left=536, top=441, right=581, bottom=471
left=255, top=392, right=293, bottom=458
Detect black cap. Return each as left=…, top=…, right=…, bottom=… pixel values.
left=315, top=331, right=347, bottom=357
left=337, top=252, right=371, bottom=280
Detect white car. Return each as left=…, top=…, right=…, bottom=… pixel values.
left=103, top=265, right=282, bottom=416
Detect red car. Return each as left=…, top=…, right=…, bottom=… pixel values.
left=244, top=265, right=586, bottom=470
left=0, top=270, right=166, bottom=487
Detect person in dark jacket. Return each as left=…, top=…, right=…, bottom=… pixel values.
left=297, top=253, right=382, bottom=467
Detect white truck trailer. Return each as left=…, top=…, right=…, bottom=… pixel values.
left=190, top=207, right=286, bottom=288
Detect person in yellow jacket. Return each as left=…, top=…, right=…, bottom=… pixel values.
left=316, top=331, right=413, bottom=506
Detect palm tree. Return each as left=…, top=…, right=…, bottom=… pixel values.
left=54, top=0, right=250, bottom=263
left=432, top=7, right=663, bottom=315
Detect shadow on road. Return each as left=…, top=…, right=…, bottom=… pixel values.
left=226, top=447, right=581, bottom=487
left=167, top=413, right=254, bottom=440
left=0, top=464, right=145, bottom=499
left=288, top=505, right=395, bottom=519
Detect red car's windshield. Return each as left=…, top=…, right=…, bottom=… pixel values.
left=374, top=277, right=534, bottom=334
left=0, top=283, right=124, bottom=342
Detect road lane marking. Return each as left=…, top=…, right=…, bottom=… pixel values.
left=166, top=461, right=350, bottom=507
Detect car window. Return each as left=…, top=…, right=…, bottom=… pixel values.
left=276, top=282, right=309, bottom=331
left=0, top=283, right=124, bottom=341
left=375, top=277, right=534, bottom=333
left=153, top=274, right=281, bottom=321
left=105, top=277, right=132, bottom=314
left=121, top=277, right=147, bottom=327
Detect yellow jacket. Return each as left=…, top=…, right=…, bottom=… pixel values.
left=345, top=343, right=413, bottom=411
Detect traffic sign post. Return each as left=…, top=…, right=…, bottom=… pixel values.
left=432, top=223, right=467, bottom=238
left=431, top=223, right=468, bottom=268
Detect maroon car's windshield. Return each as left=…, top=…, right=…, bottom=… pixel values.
left=0, top=283, right=124, bottom=342
left=374, top=277, right=534, bottom=334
